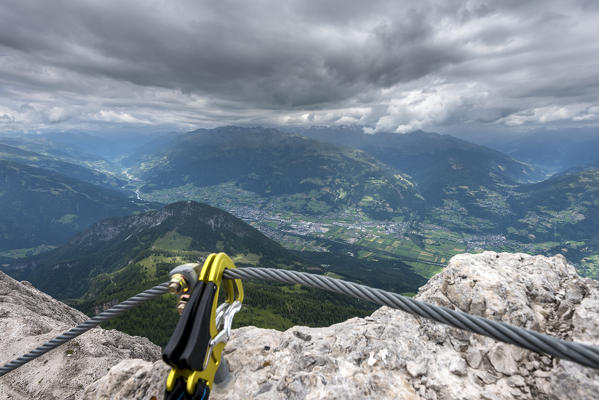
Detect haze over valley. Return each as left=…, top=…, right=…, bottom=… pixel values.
left=3, top=126, right=599, bottom=294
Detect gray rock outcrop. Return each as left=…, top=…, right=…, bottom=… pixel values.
left=84, top=252, right=599, bottom=400
left=0, top=271, right=161, bottom=400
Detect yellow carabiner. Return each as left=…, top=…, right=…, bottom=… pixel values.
left=199, top=252, right=244, bottom=304
left=186, top=253, right=244, bottom=393
left=164, top=253, right=244, bottom=396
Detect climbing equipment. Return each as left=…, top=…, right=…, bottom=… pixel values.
left=162, top=253, right=244, bottom=400
left=3, top=255, right=599, bottom=390
left=162, top=253, right=243, bottom=399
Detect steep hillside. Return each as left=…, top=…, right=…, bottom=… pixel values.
left=353, top=131, right=538, bottom=228
left=0, top=135, right=121, bottom=178
left=0, top=131, right=165, bottom=163
left=134, top=126, right=423, bottom=218
left=509, top=168, right=599, bottom=244
left=0, top=160, right=151, bottom=252
left=14, top=201, right=304, bottom=299
left=9, top=201, right=385, bottom=344
left=293, top=127, right=541, bottom=219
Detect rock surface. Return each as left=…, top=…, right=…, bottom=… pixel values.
left=2, top=252, right=599, bottom=399
left=0, top=271, right=161, bottom=400
left=84, top=252, right=599, bottom=400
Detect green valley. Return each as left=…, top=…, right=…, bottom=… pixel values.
left=133, top=126, right=423, bottom=219
left=3, top=125, right=599, bottom=349
left=123, top=126, right=599, bottom=280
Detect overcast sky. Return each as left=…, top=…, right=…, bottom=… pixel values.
left=1, top=0, right=598, bottom=135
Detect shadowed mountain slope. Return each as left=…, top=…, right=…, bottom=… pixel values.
left=0, top=160, right=150, bottom=252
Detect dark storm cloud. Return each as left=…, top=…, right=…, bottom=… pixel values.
left=0, top=0, right=598, bottom=132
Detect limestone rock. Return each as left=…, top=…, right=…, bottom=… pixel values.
left=82, top=359, right=170, bottom=400
left=4, top=252, right=599, bottom=399
left=84, top=252, right=599, bottom=399
left=0, top=271, right=161, bottom=400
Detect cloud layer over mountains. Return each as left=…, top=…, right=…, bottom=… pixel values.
left=1, top=0, right=598, bottom=133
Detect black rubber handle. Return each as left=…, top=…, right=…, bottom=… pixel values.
left=180, top=283, right=217, bottom=370
left=162, top=282, right=208, bottom=367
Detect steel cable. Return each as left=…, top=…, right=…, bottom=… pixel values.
left=222, top=267, right=599, bottom=369
left=3, top=266, right=599, bottom=378
left=0, top=283, right=168, bottom=377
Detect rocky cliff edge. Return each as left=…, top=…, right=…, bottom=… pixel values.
left=2, top=252, right=599, bottom=399
left=84, top=252, right=599, bottom=400
left=0, top=271, right=161, bottom=400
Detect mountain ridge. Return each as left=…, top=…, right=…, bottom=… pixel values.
left=0, top=159, right=151, bottom=252
left=5, top=201, right=386, bottom=345
left=133, top=126, right=424, bottom=219
left=0, top=143, right=127, bottom=190
left=10, top=200, right=303, bottom=299
left=289, top=126, right=543, bottom=202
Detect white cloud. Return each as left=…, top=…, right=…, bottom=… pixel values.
left=499, top=104, right=599, bottom=126
left=92, top=110, right=150, bottom=124
left=46, top=107, right=71, bottom=123
left=369, top=83, right=481, bottom=132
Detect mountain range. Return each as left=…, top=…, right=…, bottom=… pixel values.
left=129, top=126, right=549, bottom=224
left=455, top=128, right=599, bottom=175
left=0, top=143, right=126, bottom=190
left=128, top=126, right=572, bottom=231
left=3, top=125, right=599, bottom=269
left=2, top=125, right=599, bottom=346
left=0, top=130, right=165, bottom=163
left=133, top=126, right=423, bottom=218
left=291, top=126, right=552, bottom=231
left=292, top=126, right=542, bottom=185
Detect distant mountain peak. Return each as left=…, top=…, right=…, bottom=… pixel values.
left=133, top=127, right=423, bottom=218
left=10, top=201, right=299, bottom=299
